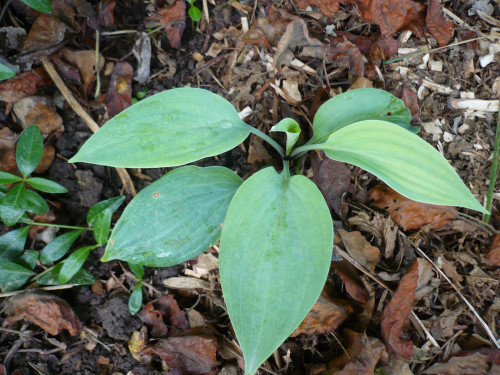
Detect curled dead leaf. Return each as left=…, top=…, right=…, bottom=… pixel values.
left=423, top=351, right=493, bottom=375
left=339, top=229, right=381, bottom=273
left=99, top=0, right=116, bottom=27
left=486, top=234, right=500, bottom=266
left=3, top=289, right=83, bottom=336
left=148, top=0, right=186, bottom=49
left=62, top=48, right=105, bottom=96
left=370, top=184, right=457, bottom=231
left=381, top=259, right=433, bottom=359
left=401, top=86, right=420, bottom=121
left=295, top=0, right=340, bottom=17
left=331, top=260, right=369, bottom=304
left=0, top=68, right=50, bottom=103
left=137, top=295, right=189, bottom=338
left=426, top=0, right=454, bottom=47
left=106, top=62, right=133, bottom=118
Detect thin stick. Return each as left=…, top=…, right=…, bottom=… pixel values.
left=484, top=109, right=500, bottom=223
left=0, top=284, right=79, bottom=298
left=415, top=247, right=500, bottom=349
left=41, top=57, right=137, bottom=196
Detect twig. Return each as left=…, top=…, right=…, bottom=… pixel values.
left=0, top=284, right=79, bottom=298
left=484, top=109, right=500, bottom=223
left=415, top=247, right=500, bottom=349
left=122, top=269, right=163, bottom=295
left=41, top=57, right=136, bottom=197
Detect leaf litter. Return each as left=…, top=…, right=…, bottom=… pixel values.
left=0, top=0, right=499, bottom=374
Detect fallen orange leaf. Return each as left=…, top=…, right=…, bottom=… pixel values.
left=426, top=0, right=454, bottom=47
left=339, top=229, right=381, bottom=273
left=0, top=68, right=50, bottom=103
left=486, top=234, right=500, bottom=266
left=370, top=184, right=457, bottom=231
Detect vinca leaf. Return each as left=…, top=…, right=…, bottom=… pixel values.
left=219, top=167, right=333, bottom=375
left=87, top=196, right=125, bottom=246
left=0, top=226, right=30, bottom=261
left=319, top=120, right=487, bottom=213
left=102, top=166, right=242, bottom=266
left=25, top=190, right=49, bottom=214
left=25, top=177, right=68, bottom=193
left=18, top=250, right=39, bottom=270
left=0, top=183, right=28, bottom=226
left=16, top=125, right=43, bottom=178
left=0, top=261, right=34, bottom=292
left=69, top=88, right=251, bottom=168
left=310, top=88, right=416, bottom=145
left=59, top=246, right=95, bottom=284
left=128, top=282, right=143, bottom=315
left=20, top=0, right=52, bottom=13
left=270, top=118, right=301, bottom=156
left=0, top=171, right=22, bottom=184
left=37, top=263, right=95, bottom=286
left=40, top=230, right=83, bottom=264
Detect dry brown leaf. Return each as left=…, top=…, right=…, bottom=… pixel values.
left=311, top=151, right=354, bottom=217
left=328, top=329, right=388, bottom=374
left=342, top=0, right=426, bottom=36
left=99, top=0, right=116, bottom=27
left=137, top=295, right=189, bottom=338
left=25, top=104, right=64, bottom=139
left=295, top=0, right=341, bottom=17
left=486, top=234, right=500, bottom=266
left=370, top=184, right=457, bottom=231
left=106, top=62, right=133, bottom=118
left=401, top=86, right=420, bottom=121
left=148, top=334, right=218, bottom=374
left=3, top=290, right=83, bottom=336
left=129, top=327, right=152, bottom=364
left=53, top=56, right=82, bottom=86
left=381, top=259, right=433, bottom=359
left=247, top=136, right=273, bottom=165
left=62, top=49, right=105, bottom=96
left=243, top=6, right=292, bottom=49
left=325, top=36, right=365, bottom=77
left=0, top=68, right=50, bottom=103
left=22, top=14, right=68, bottom=52
left=149, top=0, right=186, bottom=49
left=331, top=260, right=369, bottom=304
left=349, top=77, right=373, bottom=89
left=339, top=229, right=381, bottom=273
left=34, top=144, right=55, bottom=174
left=291, top=289, right=352, bottom=336
left=422, top=307, right=466, bottom=341
left=423, top=351, right=490, bottom=375
left=425, top=0, right=454, bottom=47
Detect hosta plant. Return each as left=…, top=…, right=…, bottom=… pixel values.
left=69, top=87, right=487, bottom=375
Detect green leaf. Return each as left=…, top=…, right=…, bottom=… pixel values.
left=129, top=263, right=144, bottom=280
left=128, top=282, right=143, bottom=315
left=0, top=171, right=22, bottom=184
left=69, top=88, right=251, bottom=168
left=219, top=167, right=333, bottom=375
left=188, top=5, right=202, bottom=21
left=25, top=177, right=68, bottom=193
left=40, top=230, right=83, bottom=264
left=0, top=183, right=28, bottom=226
left=0, top=63, right=16, bottom=80
left=0, top=226, right=30, bottom=261
left=0, top=261, right=35, bottom=292
left=16, top=125, right=44, bottom=178
left=17, top=250, right=39, bottom=270
left=318, top=120, right=487, bottom=213
left=102, top=166, right=242, bottom=266
left=270, top=118, right=301, bottom=156
left=87, top=196, right=125, bottom=246
left=309, top=88, right=417, bottom=145
left=25, top=190, right=49, bottom=214
left=37, top=263, right=95, bottom=286
left=59, top=245, right=95, bottom=284
left=20, top=0, right=52, bottom=13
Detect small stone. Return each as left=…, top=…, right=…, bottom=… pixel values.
left=458, top=124, right=470, bottom=134
left=429, top=60, right=442, bottom=72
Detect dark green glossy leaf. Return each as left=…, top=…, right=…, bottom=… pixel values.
left=40, top=230, right=83, bottom=264
left=0, top=183, right=28, bottom=226
left=0, top=171, right=22, bottom=184
left=69, top=88, right=250, bottom=168
left=0, top=260, right=35, bottom=291
left=20, top=0, right=52, bottom=13
left=37, top=263, right=95, bottom=286
left=219, top=167, right=333, bottom=375
left=188, top=6, right=202, bottom=21
left=0, top=63, right=16, bottom=80
left=318, top=120, right=487, bottom=213
left=59, top=245, right=95, bottom=284
left=309, top=88, right=417, bottom=145
left=17, top=250, right=39, bottom=270
left=16, top=125, right=43, bottom=178
left=0, top=226, right=30, bottom=261
left=25, top=190, right=49, bottom=214
left=25, top=177, right=68, bottom=193
left=128, top=282, right=143, bottom=315
left=102, top=166, right=242, bottom=267
left=87, top=196, right=125, bottom=246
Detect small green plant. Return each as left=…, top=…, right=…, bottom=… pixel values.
left=0, top=63, right=16, bottom=81
left=186, top=0, right=202, bottom=22
left=20, top=0, right=52, bottom=14
left=69, top=88, right=487, bottom=375
left=0, top=125, right=124, bottom=292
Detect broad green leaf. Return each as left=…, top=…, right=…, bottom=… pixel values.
left=59, top=245, right=95, bottom=284
left=219, top=167, right=333, bottom=375
left=20, top=0, right=52, bottom=13
left=0, top=261, right=35, bottom=292
left=318, top=120, right=487, bottom=213
left=102, top=166, right=242, bottom=266
left=69, top=88, right=251, bottom=168
left=0, top=183, right=28, bottom=226
left=18, top=250, right=39, bottom=270
left=188, top=5, right=202, bottom=21
left=37, top=263, right=95, bottom=286
left=25, top=177, right=68, bottom=193
left=16, top=125, right=44, bottom=178
left=129, top=263, right=144, bottom=279
left=0, top=226, right=30, bottom=261
left=25, top=190, right=49, bottom=214
left=270, top=118, right=301, bottom=156
left=40, top=230, right=83, bottom=264
left=87, top=196, right=125, bottom=245
left=0, top=63, right=16, bottom=80
left=309, top=88, right=417, bottom=145
left=128, top=282, right=143, bottom=315
left=0, top=171, right=22, bottom=184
